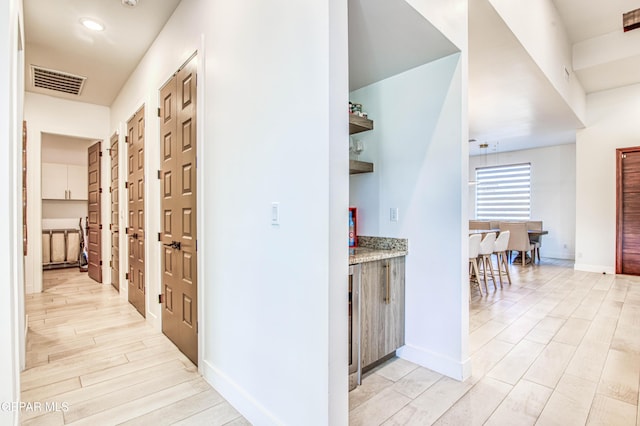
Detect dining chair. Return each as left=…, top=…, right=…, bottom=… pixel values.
left=478, top=232, right=497, bottom=290
left=469, top=234, right=484, bottom=295
left=492, top=230, right=511, bottom=287
left=469, top=220, right=491, bottom=230
left=527, top=220, right=543, bottom=263
left=499, top=222, right=535, bottom=266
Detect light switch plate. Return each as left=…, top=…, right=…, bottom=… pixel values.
left=390, top=207, right=399, bottom=222
left=271, top=202, right=280, bottom=225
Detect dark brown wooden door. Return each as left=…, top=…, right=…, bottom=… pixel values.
left=127, top=106, right=146, bottom=316
left=617, top=147, right=640, bottom=275
left=110, top=133, right=119, bottom=291
left=160, top=55, right=198, bottom=364
left=87, top=141, right=102, bottom=283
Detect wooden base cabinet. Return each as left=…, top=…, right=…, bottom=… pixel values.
left=360, top=256, right=405, bottom=370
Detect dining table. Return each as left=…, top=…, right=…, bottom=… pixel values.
left=468, top=229, right=548, bottom=237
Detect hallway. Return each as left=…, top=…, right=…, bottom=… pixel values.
left=20, top=269, right=248, bottom=425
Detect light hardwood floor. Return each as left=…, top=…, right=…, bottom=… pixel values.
left=350, top=258, right=640, bottom=425
left=21, top=269, right=249, bottom=425
left=22, top=261, right=640, bottom=425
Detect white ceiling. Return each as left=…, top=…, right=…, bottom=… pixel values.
left=552, top=0, right=637, bottom=43
left=468, top=0, right=583, bottom=155
left=24, top=0, right=181, bottom=106
left=23, top=0, right=640, bottom=156
left=469, top=0, right=640, bottom=155
left=348, top=0, right=459, bottom=91
left=554, top=0, right=640, bottom=94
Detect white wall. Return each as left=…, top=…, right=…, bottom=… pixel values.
left=468, top=144, right=576, bottom=260
left=41, top=134, right=94, bottom=165
left=350, top=52, right=470, bottom=379
left=575, top=83, right=640, bottom=274
left=407, top=0, right=468, bottom=51
left=0, top=0, right=24, bottom=424
left=24, top=93, right=110, bottom=293
left=488, top=0, right=586, bottom=124
left=109, top=0, right=349, bottom=424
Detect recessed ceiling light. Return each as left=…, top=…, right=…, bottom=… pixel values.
left=80, top=18, right=105, bottom=31
left=122, top=0, right=139, bottom=7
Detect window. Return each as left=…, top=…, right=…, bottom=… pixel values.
left=475, top=163, right=531, bottom=220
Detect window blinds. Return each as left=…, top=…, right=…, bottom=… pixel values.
left=475, top=163, right=531, bottom=220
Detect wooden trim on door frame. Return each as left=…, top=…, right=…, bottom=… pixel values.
left=615, top=146, right=640, bottom=274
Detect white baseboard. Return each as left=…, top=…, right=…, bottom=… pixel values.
left=542, top=252, right=575, bottom=261
left=397, top=344, right=471, bottom=381
left=201, top=359, right=283, bottom=425
left=574, top=263, right=615, bottom=274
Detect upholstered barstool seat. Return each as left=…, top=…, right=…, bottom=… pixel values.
left=469, top=234, right=484, bottom=295
left=478, top=232, right=497, bottom=290
left=492, top=230, right=511, bottom=287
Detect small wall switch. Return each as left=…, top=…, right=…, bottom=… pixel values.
left=390, top=207, right=399, bottom=222
left=271, top=202, right=280, bottom=225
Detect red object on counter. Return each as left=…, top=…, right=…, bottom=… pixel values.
left=349, top=207, right=357, bottom=247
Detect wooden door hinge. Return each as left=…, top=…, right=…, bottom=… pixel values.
left=99, top=260, right=103, bottom=266
left=157, top=107, right=161, bottom=118
left=157, top=170, right=161, bottom=179
left=125, top=272, right=129, bottom=280
left=99, top=150, right=103, bottom=157
left=125, top=181, right=129, bottom=189
left=125, top=136, right=129, bottom=143
left=157, top=232, right=161, bottom=242
left=109, top=260, right=112, bottom=268
left=99, top=224, right=103, bottom=230
left=158, top=294, right=164, bottom=304
left=99, top=187, right=103, bottom=194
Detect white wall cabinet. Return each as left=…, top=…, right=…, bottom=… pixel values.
left=42, top=163, right=87, bottom=200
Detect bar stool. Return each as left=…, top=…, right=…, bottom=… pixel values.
left=478, top=232, right=497, bottom=291
left=493, top=230, right=511, bottom=287
left=469, top=234, right=484, bottom=295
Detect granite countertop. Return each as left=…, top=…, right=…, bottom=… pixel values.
left=349, top=236, right=408, bottom=265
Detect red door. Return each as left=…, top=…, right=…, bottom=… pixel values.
left=617, top=147, right=640, bottom=275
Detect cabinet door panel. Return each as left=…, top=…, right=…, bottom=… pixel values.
left=384, top=257, right=405, bottom=354
left=41, top=163, right=67, bottom=199
left=360, top=259, right=385, bottom=368
left=360, top=256, right=406, bottom=370
left=67, top=164, right=88, bottom=200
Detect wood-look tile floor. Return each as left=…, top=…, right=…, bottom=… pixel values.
left=21, top=269, right=250, bottom=426
left=350, top=258, right=640, bottom=426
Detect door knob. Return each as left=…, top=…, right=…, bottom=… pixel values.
left=162, top=240, right=181, bottom=250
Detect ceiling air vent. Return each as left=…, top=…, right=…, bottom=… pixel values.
left=623, top=8, right=640, bottom=32
left=31, top=65, right=86, bottom=96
